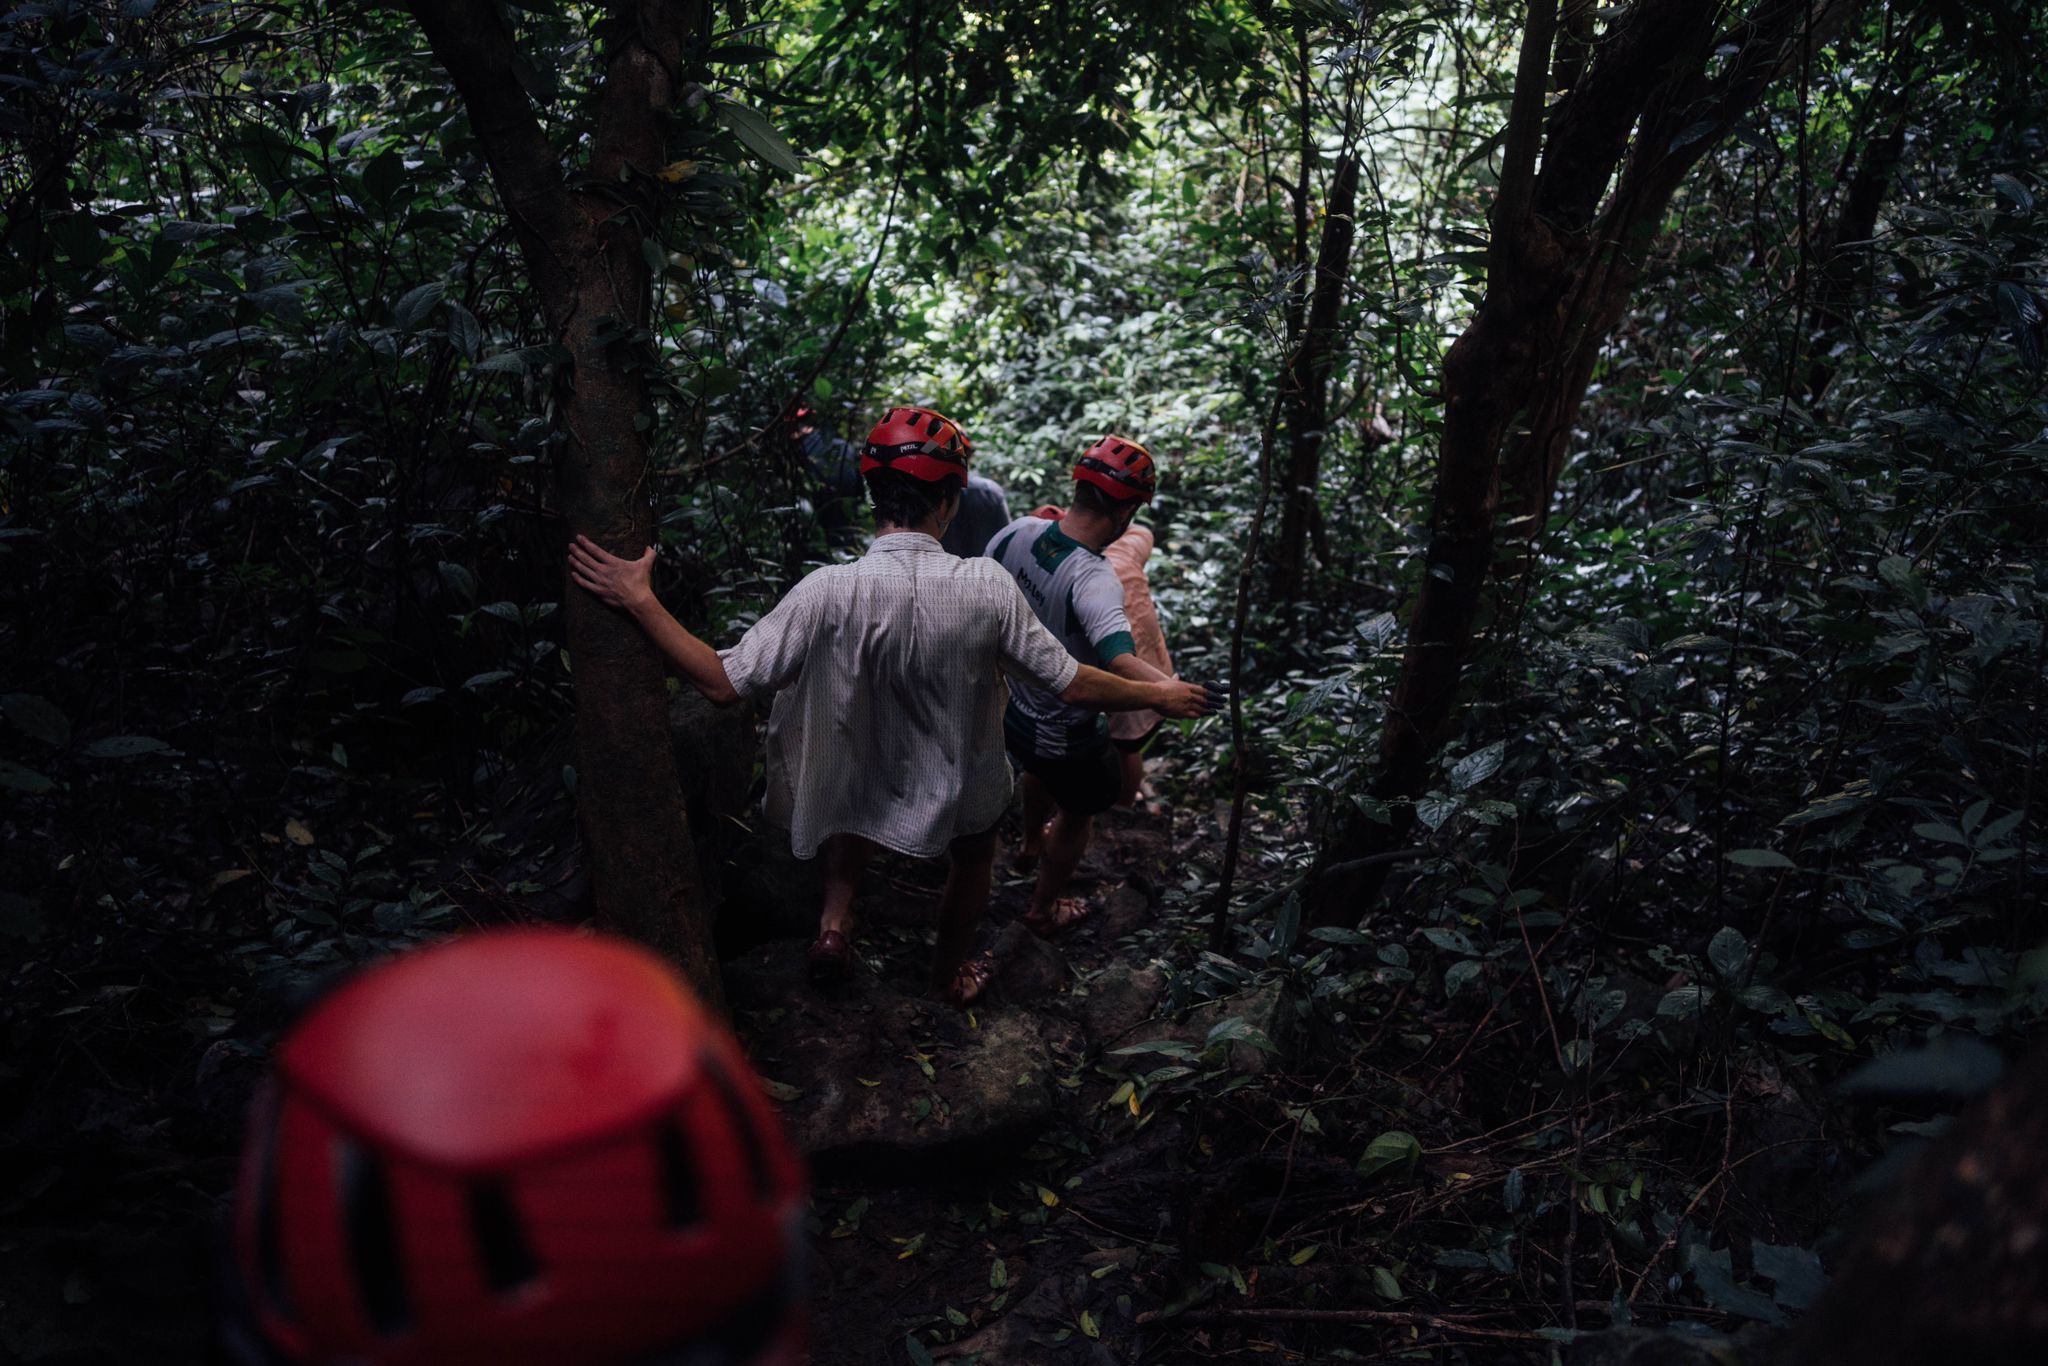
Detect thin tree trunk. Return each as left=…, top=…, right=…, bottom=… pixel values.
left=408, top=0, right=724, bottom=1005
left=1272, top=153, right=1361, bottom=603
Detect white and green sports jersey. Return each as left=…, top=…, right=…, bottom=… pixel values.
left=985, top=516, right=1137, bottom=756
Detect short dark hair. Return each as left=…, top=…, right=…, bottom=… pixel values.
left=1072, top=480, right=1133, bottom=517
left=865, top=468, right=962, bottom=529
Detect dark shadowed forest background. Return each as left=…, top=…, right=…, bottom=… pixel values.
left=3, top=0, right=2046, bottom=1362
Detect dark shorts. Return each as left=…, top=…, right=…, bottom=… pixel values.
left=1012, top=737, right=1123, bottom=817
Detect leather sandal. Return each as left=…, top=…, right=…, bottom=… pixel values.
left=1022, top=895, right=1095, bottom=937
left=942, top=952, right=997, bottom=1009
left=807, top=929, right=855, bottom=985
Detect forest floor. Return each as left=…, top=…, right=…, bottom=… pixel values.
left=0, top=748, right=1810, bottom=1365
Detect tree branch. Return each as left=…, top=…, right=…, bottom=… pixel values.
left=1491, top=0, right=1560, bottom=247
left=403, top=0, right=580, bottom=316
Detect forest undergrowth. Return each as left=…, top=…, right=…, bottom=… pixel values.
left=5, top=1, right=2048, bottom=1363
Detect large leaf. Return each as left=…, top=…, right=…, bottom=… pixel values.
left=1355, top=1130, right=1422, bottom=1182
left=1752, top=1242, right=1826, bottom=1310
left=1725, top=848, right=1795, bottom=869
left=81, top=735, right=169, bottom=758
left=1708, top=926, right=1750, bottom=981
left=2, top=693, right=70, bottom=748
left=393, top=281, right=446, bottom=331
left=0, top=758, right=55, bottom=794
left=1449, top=740, right=1504, bottom=792
left=475, top=343, right=570, bottom=375
left=716, top=99, right=803, bottom=175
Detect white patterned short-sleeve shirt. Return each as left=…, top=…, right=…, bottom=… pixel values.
left=718, top=532, right=1080, bottom=860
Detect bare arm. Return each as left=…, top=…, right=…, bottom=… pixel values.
left=1108, top=651, right=1172, bottom=685
left=1063, top=664, right=1210, bottom=718
left=567, top=535, right=740, bottom=705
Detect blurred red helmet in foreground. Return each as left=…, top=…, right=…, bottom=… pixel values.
left=231, top=929, right=805, bottom=1366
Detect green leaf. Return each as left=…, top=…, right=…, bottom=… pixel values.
left=438, top=561, right=478, bottom=601
left=1270, top=890, right=1302, bottom=953
left=1422, top=927, right=1476, bottom=955
left=1725, top=848, right=1795, bottom=869
left=1202, top=1016, right=1278, bottom=1055
left=362, top=148, right=406, bottom=208
left=1503, top=1167, right=1525, bottom=1213
left=1876, top=555, right=1928, bottom=609
left=990, top=1257, right=1008, bottom=1289
left=1752, top=1242, right=1826, bottom=1310
left=1355, top=1130, right=1422, bottom=1182
left=1685, top=1245, right=1784, bottom=1325
left=1449, top=740, right=1504, bottom=792
left=0, top=759, right=55, bottom=794
left=1657, top=986, right=1713, bottom=1019
left=475, top=343, right=570, bottom=375
left=445, top=300, right=482, bottom=360
left=1708, top=926, right=1749, bottom=981
left=1416, top=791, right=1459, bottom=830
left=1444, top=959, right=1481, bottom=996
left=1991, top=172, right=2034, bottom=213
left=903, top=1334, right=935, bottom=1366
left=81, top=735, right=169, bottom=759
left=1371, top=1265, right=1403, bottom=1300
left=393, top=281, right=445, bottom=331
left=2, top=693, right=70, bottom=748
left=716, top=99, right=803, bottom=175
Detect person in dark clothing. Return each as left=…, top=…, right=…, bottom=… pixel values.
left=793, top=414, right=865, bottom=548
left=940, top=471, right=1014, bottom=557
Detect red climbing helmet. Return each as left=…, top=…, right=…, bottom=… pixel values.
left=1074, top=435, right=1157, bottom=503
left=230, top=929, right=806, bottom=1366
left=859, top=406, right=971, bottom=484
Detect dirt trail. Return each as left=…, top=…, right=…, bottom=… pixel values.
left=731, top=803, right=1223, bottom=1364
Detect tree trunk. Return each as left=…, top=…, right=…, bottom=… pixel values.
left=1807, top=106, right=1909, bottom=403
left=1271, top=154, right=1361, bottom=604
left=1306, top=0, right=1859, bottom=927
left=409, top=0, right=723, bottom=1005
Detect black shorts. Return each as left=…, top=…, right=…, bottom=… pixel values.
left=1012, top=737, right=1123, bottom=817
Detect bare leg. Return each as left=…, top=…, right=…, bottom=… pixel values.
left=1027, top=807, right=1092, bottom=924
left=1116, top=750, right=1145, bottom=808
left=819, top=833, right=875, bottom=938
left=1018, top=771, right=1055, bottom=860
left=933, top=827, right=998, bottom=997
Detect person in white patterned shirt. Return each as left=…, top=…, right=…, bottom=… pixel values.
left=569, top=407, right=1213, bottom=1006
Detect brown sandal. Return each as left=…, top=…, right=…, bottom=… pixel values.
left=941, top=952, right=996, bottom=1008
left=808, top=929, right=855, bottom=985
left=1022, top=895, right=1095, bottom=937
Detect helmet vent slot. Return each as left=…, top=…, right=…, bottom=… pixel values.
left=704, top=1059, right=777, bottom=1203
left=335, top=1138, right=413, bottom=1336
left=655, top=1117, right=704, bottom=1230
left=467, top=1179, right=541, bottom=1292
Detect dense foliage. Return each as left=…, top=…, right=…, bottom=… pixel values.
left=3, top=0, right=2044, bottom=1361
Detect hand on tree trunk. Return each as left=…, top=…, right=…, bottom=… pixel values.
left=569, top=534, right=657, bottom=614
